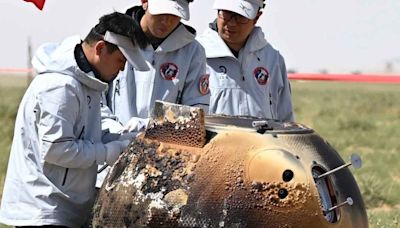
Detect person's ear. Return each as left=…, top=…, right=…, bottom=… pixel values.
left=95, top=40, right=106, bottom=56
left=253, top=11, right=263, bottom=24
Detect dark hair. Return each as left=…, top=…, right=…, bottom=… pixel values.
left=84, top=12, right=147, bottom=53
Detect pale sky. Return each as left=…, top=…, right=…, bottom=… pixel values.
left=0, top=0, right=399, bottom=73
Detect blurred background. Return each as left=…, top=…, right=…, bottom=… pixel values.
left=0, top=0, right=400, bottom=74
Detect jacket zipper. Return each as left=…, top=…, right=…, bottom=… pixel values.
left=62, top=168, right=69, bottom=186
left=269, top=93, right=275, bottom=120
left=115, top=79, right=120, bottom=95
left=240, top=58, right=245, bottom=81
left=176, top=90, right=183, bottom=104
left=113, top=79, right=120, bottom=112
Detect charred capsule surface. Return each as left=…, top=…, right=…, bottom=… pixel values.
left=92, top=102, right=368, bottom=228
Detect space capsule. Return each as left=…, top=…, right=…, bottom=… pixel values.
left=92, top=101, right=368, bottom=228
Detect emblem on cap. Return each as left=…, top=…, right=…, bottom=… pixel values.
left=240, top=3, right=251, bottom=17
left=160, top=62, right=179, bottom=80
left=199, top=74, right=210, bottom=95
left=254, top=67, right=269, bottom=85
left=175, top=4, right=185, bottom=15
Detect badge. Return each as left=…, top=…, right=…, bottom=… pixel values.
left=199, top=74, right=210, bottom=95
left=219, top=65, right=227, bottom=74
left=253, top=67, right=269, bottom=85
left=160, top=62, right=179, bottom=80
left=87, top=95, right=91, bottom=109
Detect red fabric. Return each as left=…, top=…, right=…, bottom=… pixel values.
left=24, top=0, right=46, bottom=10
left=288, top=73, right=400, bottom=84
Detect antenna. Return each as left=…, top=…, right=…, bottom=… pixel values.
left=316, top=153, right=362, bottom=179
left=27, top=36, right=33, bottom=86
left=324, top=197, right=353, bottom=213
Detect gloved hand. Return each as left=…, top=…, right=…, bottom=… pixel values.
left=123, top=117, right=149, bottom=133
left=118, top=131, right=138, bottom=141
left=104, top=140, right=130, bottom=165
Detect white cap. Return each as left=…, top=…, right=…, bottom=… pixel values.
left=103, top=31, right=149, bottom=71
left=147, top=0, right=190, bottom=20
left=213, top=0, right=263, bottom=19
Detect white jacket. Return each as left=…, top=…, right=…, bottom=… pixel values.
left=0, top=36, right=109, bottom=227
left=98, top=8, right=210, bottom=187
left=197, top=26, right=294, bottom=121
left=101, top=7, right=210, bottom=133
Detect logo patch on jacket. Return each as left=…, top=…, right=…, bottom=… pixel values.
left=199, top=74, right=210, bottom=95
left=87, top=96, right=91, bottom=109
left=254, top=67, right=269, bottom=85
left=160, top=62, right=179, bottom=80
left=219, top=65, right=227, bottom=74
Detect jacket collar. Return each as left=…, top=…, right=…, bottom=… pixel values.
left=32, top=36, right=108, bottom=92
left=156, top=24, right=196, bottom=53
left=127, top=5, right=196, bottom=53
left=74, top=43, right=101, bottom=79
left=200, top=23, right=268, bottom=58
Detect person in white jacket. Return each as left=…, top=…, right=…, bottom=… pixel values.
left=197, top=0, right=294, bottom=121
left=98, top=0, right=210, bottom=186
left=0, top=12, right=148, bottom=227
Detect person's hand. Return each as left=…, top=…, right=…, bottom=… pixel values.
left=118, top=131, right=138, bottom=141
left=104, top=140, right=130, bottom=165
left=123, top=117, right=149, bottom=132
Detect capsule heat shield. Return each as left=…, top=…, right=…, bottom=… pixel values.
left=92, top=104, right=368, bottom=228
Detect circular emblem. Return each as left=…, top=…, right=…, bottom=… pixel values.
left=219, top=66, right=227, bottom=74
left=160, top=62, right=179, bottom=80
left=253, top=67, right=269, bottom=85
left=199, top=74, right=210, bottom=95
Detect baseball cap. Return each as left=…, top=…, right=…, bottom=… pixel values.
left=213, top=0, right=263, bottom=19
left=103, top=31, right=149, bottom=71
left=147, top=0, right=190, bottom=20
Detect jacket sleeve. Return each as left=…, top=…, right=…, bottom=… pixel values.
left=101, top=88, right=125, bottom=143
left=181, top=42, right=210, bottom=113
left=37, top=83, right=107, bottom=168
left=276, top=54, right=295, bottom=122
